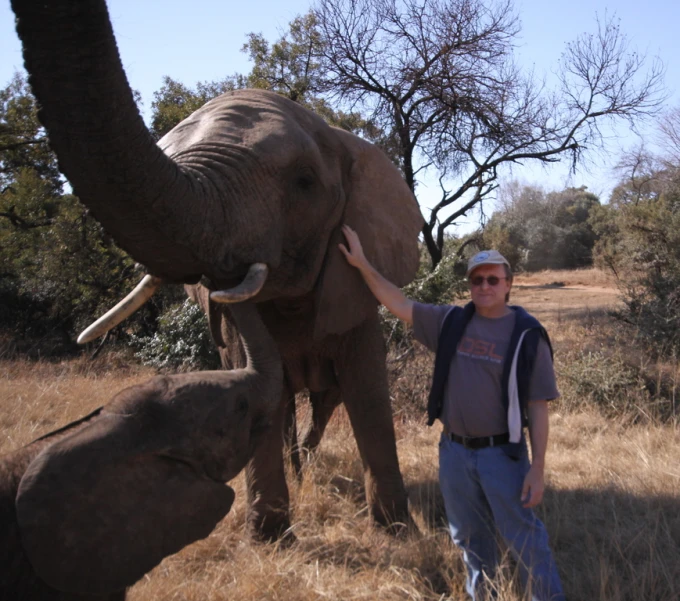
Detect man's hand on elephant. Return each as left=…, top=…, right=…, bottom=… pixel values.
left=339, top=224, right=368, bottom=270
left=338, top=224, right=414, bottom=325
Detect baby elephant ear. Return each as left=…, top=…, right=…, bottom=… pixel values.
left=314, top=128, right=423, bottom=339
left=16, top=415, right=235, bottom=595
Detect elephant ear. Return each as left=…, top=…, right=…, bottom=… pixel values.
left=314, top=128, right=424, bottom=339
left=16, top=415, right=235, bottom=595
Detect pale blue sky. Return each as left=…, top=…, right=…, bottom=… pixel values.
left=2, top=0, right=679, bottom=227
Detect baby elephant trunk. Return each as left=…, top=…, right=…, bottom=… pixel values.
left=227, top=301, right=283, bottom=420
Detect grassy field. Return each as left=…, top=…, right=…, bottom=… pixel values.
left=1, top=268, right=679, bottom=600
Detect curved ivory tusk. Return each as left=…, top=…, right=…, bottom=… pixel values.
left=210, top=263, right=269, bottom=304
left=77, top=275, right=162, bottom=344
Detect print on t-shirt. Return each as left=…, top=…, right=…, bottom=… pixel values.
left=457, top=336, right=504, bottom=363
left=411, top=302, right=560, bottom=436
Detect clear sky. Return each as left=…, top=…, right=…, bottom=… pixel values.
left=2, top=0, right=679, bottom=227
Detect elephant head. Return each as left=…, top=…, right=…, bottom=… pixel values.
left=6, top=302, right=281, bottom=596
left=11, top=0, right=423, bottom=342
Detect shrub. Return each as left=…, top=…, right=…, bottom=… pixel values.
left=557, top=350, right=639, bottom=411
left=596, top=166, right=680, bottom=357
left=131, top=299, right=220, bottom=371
left=381, top=247, right=468, bottom=352
left=616, top=273, right=680, bottom=357
left=484, top=184, right=600, bottom=272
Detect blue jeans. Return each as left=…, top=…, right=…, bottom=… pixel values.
left=439, top=434, right=565, bottom=601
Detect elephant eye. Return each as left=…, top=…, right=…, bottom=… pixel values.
left=295, top=168, right=316, bottom=191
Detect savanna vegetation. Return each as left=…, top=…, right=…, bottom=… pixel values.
left=2, top=0, right=680, bottom=598
left=2, top=270, right=678, bottom=601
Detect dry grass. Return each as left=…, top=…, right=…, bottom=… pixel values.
left=1, top=268, right=679, bottom=600
left=0, top=354, right=155, bottom=453
left=513, top=267, right=618, bottom=288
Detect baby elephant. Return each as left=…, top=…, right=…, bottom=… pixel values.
left=0, top=303, right=282, bottom=600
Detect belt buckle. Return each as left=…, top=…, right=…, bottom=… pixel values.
left=460, top=435, right=473, bottom=449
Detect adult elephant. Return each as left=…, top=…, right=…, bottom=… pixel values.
left=0, top=302, right=282, bottom=599
left=11, top=0, right=423, bottom=540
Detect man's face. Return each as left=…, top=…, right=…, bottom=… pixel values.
left=468, top=263, right=512, bottom=314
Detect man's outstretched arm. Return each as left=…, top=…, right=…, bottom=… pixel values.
left=339, top=224, right=414, bottom=325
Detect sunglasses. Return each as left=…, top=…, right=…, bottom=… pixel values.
left=469, top=275, right=507, bottom=287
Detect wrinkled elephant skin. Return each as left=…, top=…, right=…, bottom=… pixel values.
left=10, top=0, right=424, bottom=540
left=0, top=303, right=281, bottom=599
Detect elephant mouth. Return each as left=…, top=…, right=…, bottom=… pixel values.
left=158, top=452, right=229, bottom=483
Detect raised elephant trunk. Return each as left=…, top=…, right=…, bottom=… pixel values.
left=11, top=0, right=228, bottom=282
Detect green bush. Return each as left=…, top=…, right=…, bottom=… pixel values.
left=1, top=75, right=144, bottom=349
left=556, top=349, right=644, bottom=415
left=616, top=272, right=680, bottom=357
left=594, top=165, right=680, bottom=357
left=484, top=184, right=600, bottom=272
left=381, top=246, right=468, bottom=352
left=131, top=299, right=220, bottom=371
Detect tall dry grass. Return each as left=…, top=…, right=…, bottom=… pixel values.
left=1, top=268, right=678, bottom=600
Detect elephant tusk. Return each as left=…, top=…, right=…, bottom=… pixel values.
left=210, top=263, right=269, bottom=304
left=77, top=275, right=162, bottom=344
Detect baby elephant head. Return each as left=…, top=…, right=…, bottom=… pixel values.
left=13, top=304, right=281, bottom=597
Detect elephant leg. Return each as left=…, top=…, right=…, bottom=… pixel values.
left=300, top=386, right=342, bottom=456
left=246, top=383, right=292, bottom=542
left=335, top=315, right=411, bottom=532
left=283, top=386, right=302, bottom=479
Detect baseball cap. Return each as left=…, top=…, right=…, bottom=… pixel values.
left=466, top=250, right=511, bottom=277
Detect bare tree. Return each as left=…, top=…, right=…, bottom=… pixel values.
left=658, top=105, right=680, bottom=168
left=313, top=0, right=665, bottom=267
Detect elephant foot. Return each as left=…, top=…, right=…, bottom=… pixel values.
left=375, top=512, right=419, bottom=538
left=248, top=507, right=294, bottom=544
left=370, top=499, right=417, bottom=538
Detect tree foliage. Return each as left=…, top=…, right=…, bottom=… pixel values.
left=243, top=13, right=324, bottom=104
left=584, top=105, right=680, bottom=357
left=483, top=182, right=600, bottom=271
left=131, top=299, right=220, bottom=371
left=241, top=14, right=388, bottom=146
left=0, top=74, right=147, bottom=353
left=612, top=185, right=680, bottom=357
left=0, top=73, right=61, bottom=195
left=150, top=76, right=245, bottom=140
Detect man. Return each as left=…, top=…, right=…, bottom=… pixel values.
left=339, top=224, right=565, bottom=601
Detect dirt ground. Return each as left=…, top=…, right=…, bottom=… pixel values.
left=512, top=270, right=621, bottom=326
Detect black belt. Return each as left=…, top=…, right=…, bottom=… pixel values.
left=447, top=432, right=510, bottom=449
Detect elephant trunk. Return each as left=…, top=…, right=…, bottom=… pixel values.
left=11, top=0, right=228, bottom=282
left=228, top=302, right=282, bottom=417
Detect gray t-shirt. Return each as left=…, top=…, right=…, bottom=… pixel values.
left=412, top=303, right=559, bottom=437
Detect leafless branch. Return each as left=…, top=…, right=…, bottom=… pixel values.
left=313, top=0, right=666, bottom=267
